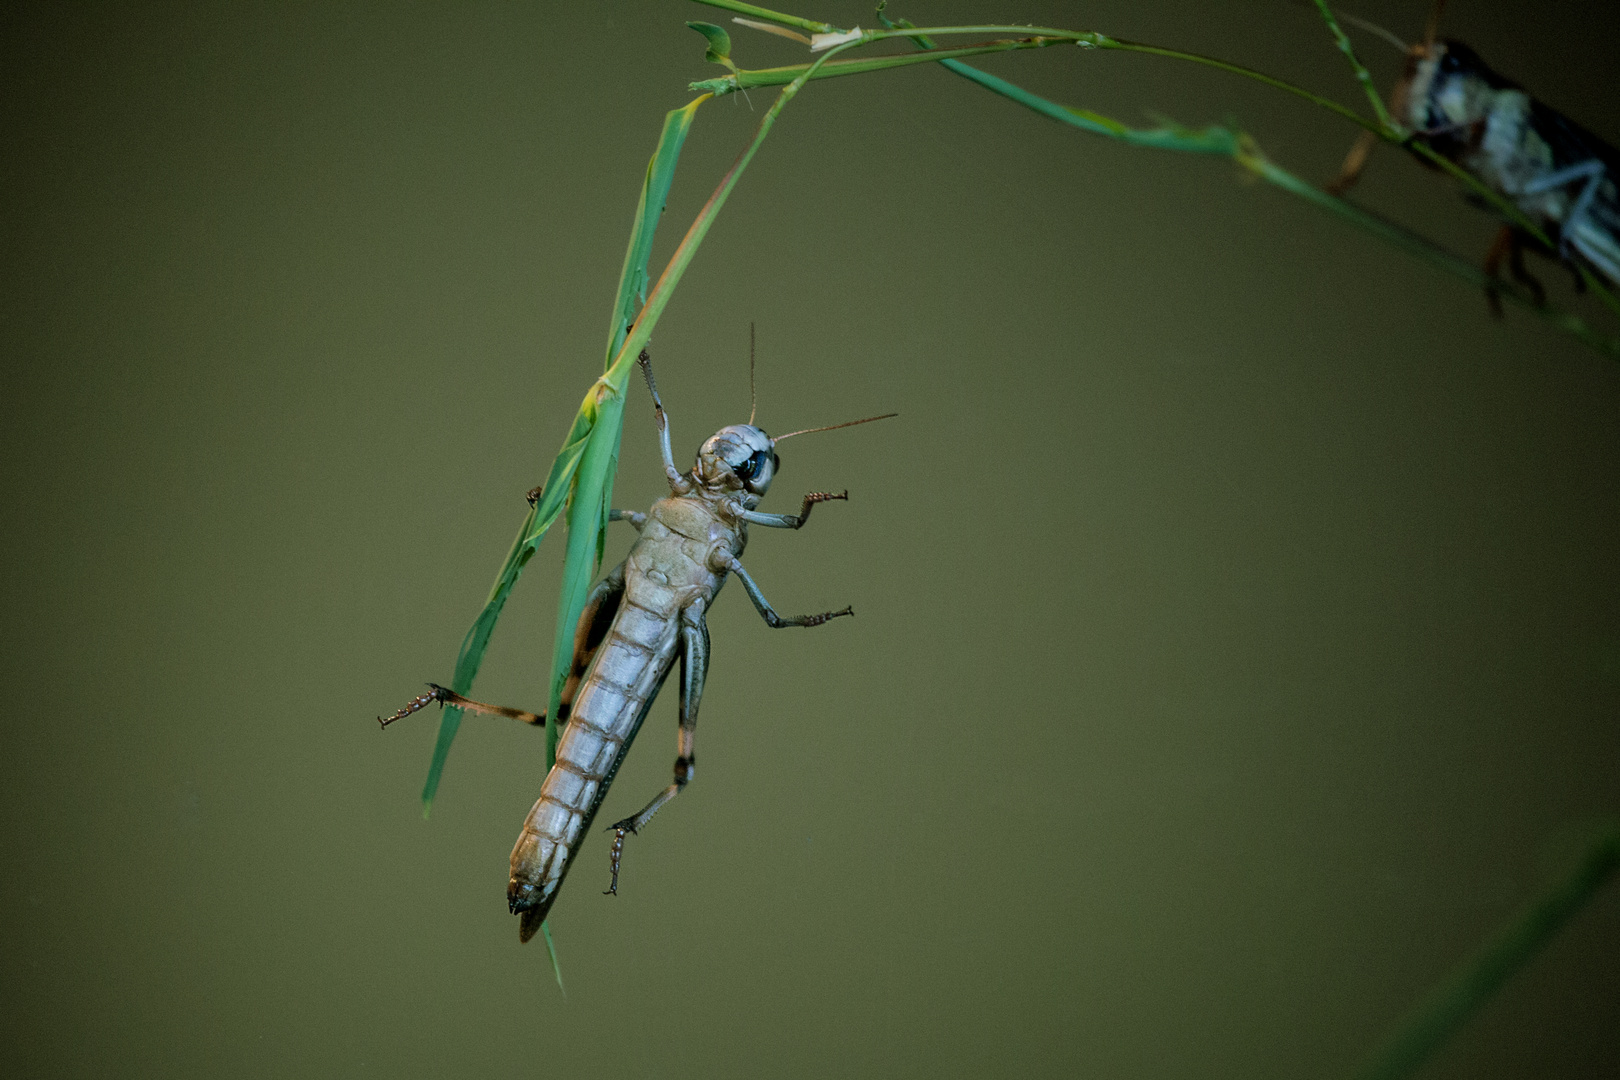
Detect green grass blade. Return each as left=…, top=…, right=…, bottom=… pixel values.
left=420, top=99, right=710, bottom=812
left=601, top=55, right=842, bottom=389
left=605, top=97, right=706, bottom=370
left=419, top=505, right=535, bottom=815
left=922, top=52, right=1239, bottom=155
left=545, top=392, right=625, bottom=746
left=687, top=22, right=737, bottom=70
left=693, top=20, right=1378, bottom=135
left=419, top=396, right=594, bottom=813
left=540, top=921, right=565, bottom=996
left=1353, top=826, right=1620, bottom=1080
left=687, top=0, right=835, bottom=36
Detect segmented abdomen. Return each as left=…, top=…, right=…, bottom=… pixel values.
left=507, top=594, right=681, bottom=931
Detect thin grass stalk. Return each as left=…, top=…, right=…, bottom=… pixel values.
left=1309, top=0, right=1398, bottom=130
left=689, top=4, right=1385, bottom=134
left=687, top=36, right=1073, bottom=96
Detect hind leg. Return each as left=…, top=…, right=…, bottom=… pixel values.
left=377, top=562, right=627, bottom=730
left=556, top=562, right=626, bottom=723
left=604, top=599, right=710, bottom=895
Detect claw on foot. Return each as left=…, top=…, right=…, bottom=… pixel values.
left=378, top=683, right=452, bottom=728
left=806, top=605, right=854, bottom=627
left=604, top=819, right=637, bottom=896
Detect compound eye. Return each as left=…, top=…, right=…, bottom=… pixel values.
left=746, top=450, right=772, bottom=483
left=731, top=454, right=757, bottom=482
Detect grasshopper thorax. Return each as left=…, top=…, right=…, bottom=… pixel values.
left=695, top=424, right=778, bottom=502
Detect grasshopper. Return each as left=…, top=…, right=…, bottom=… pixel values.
left=383, top=349, right=893, bottom=942
left=1329, top=3, right=1620, bottom=307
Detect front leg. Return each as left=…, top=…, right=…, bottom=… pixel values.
left=525, top=484, right=645, bottom=531
left=637, top=349, right=692, bottom=494
left=738, top=490, right=848, bottom=530
left=720, top=554, right=853, bottom=628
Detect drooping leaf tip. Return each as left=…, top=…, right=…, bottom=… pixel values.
left=541, top=921, right=566, bottom=995
left=686, top=21, right=733, bottom=66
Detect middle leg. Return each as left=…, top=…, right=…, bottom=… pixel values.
left=721, top=554, right=853, bottom=628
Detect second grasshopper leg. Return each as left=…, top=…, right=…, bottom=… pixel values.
left=1327, top=128, right=1379, bottom=196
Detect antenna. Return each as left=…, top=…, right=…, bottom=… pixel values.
left=1332, top=7, right=1410, bottom=54
left=1421, top=0, right=1447, bottom=52
left=771, top=413, right=898, bottom=444
left=748, top=322, right=757, bottom=427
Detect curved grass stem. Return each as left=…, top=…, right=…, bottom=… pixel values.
left=693, top=22, right=1385, bottom=137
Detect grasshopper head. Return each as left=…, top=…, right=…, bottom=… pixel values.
left=1405, top=40, right=1512, bottom=132
left=696, top=424, right=778, bottom=501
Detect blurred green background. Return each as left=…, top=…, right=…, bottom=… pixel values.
left=3, top=2, right=1617, bottom=1077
